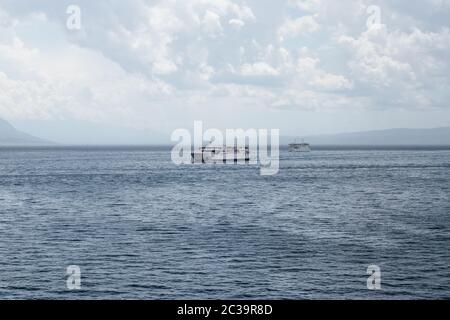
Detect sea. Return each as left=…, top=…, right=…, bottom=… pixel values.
left=0, top=146, right=449, bottom=299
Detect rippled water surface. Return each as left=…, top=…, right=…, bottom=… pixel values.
left=0, top=146, right=449, bottom=299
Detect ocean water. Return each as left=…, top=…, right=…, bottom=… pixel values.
left=0, top=146, right=449, bottom=299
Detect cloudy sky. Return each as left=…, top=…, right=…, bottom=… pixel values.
left=0, top=0, right=450, bottom=143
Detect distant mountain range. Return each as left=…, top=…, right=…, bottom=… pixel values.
left=1, top=117, right=450, bottom=146
left=284, top=127, right=450, bottom=146
left=0, top=118, right=53, bottom=146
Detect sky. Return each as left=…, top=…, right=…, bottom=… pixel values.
left=0, top=0, right=450, bottom=144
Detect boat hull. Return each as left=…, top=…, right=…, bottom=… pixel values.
left=191, top=147, right=250, bottom=163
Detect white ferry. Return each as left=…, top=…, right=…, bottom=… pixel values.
left=288, top=141, right=311, bottom=152
left=191, top=146, right=250, bottom=163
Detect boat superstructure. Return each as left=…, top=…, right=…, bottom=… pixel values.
left=288, top=141, right=311, bottom=152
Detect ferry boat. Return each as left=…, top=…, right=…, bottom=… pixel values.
left=191, top=146, right=250, bottom=163
left=288, top=140, right=311, bottom=152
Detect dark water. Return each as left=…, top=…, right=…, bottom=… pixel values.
left=0, top=146, right=449, bottom=299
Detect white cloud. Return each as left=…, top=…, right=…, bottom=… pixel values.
left=337, top=25, right=450, bottom=108
left=202, top=10, right=223, bottom=37
left=238, top=62, right=279, bottom=76
left=310, top=73, right=353, bottom=90
left=278, top=15, right=319, bottom=41
left=288, top=0, right=322, bottom=12
left=291, top=52, right=353, bottom=91
left=0, top=0, right=450, bottom=137
left=228, top=18, right=245, bottom=29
